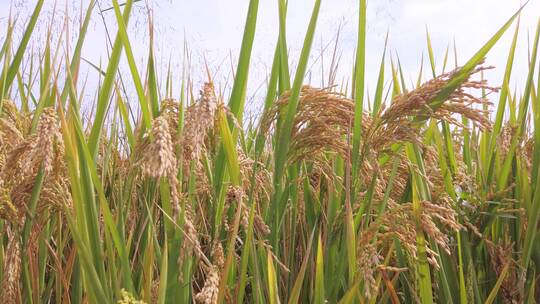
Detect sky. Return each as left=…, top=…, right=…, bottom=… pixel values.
left=0, top=0, right=538, bottom=118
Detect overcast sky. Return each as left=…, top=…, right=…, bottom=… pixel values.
left=0, top=0, right=538, bottom=118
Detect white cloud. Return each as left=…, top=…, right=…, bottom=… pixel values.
left=0, top=0, right=538, bottom=117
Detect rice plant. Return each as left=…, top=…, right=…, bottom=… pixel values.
left=1, top=0, right=539, bottom=303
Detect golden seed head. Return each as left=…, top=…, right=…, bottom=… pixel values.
left=22, top=107, right=62, bottom=176
left=1, top=231, right=22, bottom=304
left=140, top=116, right=177, bottom=179
left=212, top=242, right=225, bottom=270
left=357, top=242, right=381, bottom=299
left=194, top=265, right=220, bottom=304
left=182, top=83, right=219, bottom=167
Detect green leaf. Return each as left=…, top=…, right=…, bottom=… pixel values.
left=88, top=0, right=135, bottom=156
left=351, top=0, right=367, bottom=180
left=274, top=0, right=321, bottom=187
left=314, top=234, right=325, bottom=304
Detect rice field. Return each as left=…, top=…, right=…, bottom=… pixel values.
left=1, top=0, right=540, bottom=303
